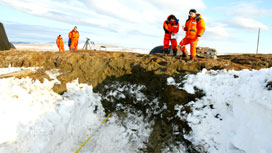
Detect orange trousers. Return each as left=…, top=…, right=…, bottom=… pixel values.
left=58, top=46, right=64, bottom=52
left=179, top=38, right=198, bottom=57
left=163, top=39, right=177, bottom=50
left=70, top=40, right=78, bottom=50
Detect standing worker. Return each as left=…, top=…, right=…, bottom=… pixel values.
left=69, top=26, right=80, bottom=50
left=56, top=35, right=64, bottom=52
left=179, top=9, right=205, bottom=61
left=163, top=15, right=179, bottom=56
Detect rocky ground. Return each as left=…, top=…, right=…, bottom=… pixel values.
left=0, top=50, right=272, bottom=152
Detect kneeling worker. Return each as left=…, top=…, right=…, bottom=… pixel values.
left=56, top=35, right=64, bottom=52
left=179, top=9, right=205, bottom=61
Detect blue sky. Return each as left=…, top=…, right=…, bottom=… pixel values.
left=0, top=0, right=271, bottom=53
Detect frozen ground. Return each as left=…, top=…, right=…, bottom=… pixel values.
left=0, top=67, right=271, bottom=153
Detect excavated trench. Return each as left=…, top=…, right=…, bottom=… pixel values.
left=93, top=66, right=206, bottom=152
left=1, top=50, right=272, bottom=152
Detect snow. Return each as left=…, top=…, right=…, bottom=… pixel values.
left=174, top=68, right=272, bottom=153
left=0, top=69, right=152, bottom=153
left=1, top=66, right=272, bottom=153
left=14, top=43, right=150, bottom=54
left=0, top=65, right=37, bottom=75
left=0, top=67, right=21, bottom=75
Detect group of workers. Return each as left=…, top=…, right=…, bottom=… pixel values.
left=56, top=9, right=205, bottom=62
left=56, top=26, right=79, bottom=52
left=163, top=9, right=205, bottom=61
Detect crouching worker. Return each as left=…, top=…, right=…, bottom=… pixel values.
left=163, top=14, right=179, bottom=56
left=179, top=9, right=205, bottom=61
left=56, top=35, right=64, bottom=52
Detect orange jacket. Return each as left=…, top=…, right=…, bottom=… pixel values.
left=184, top=14, right=205, bottom=39
left=163, top=15, right=179, bottom=39
left=56, top=36, right=64, bottom=47
left=69, top=30, right=79, bottom=41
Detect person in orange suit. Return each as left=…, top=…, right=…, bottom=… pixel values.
left=179, top=9, right=205, bottom=61
left=163, top=15, right=179, bottom=56
left=69, top=26, right=80, bottom=50
left=56, top=35, right=64, bottom=52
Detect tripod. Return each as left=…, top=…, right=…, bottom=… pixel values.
left=82, top=38, right=95, bottom=50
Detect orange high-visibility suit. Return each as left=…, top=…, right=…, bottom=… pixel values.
left=69, top=30, right=79, bottom=50
left=179, top=14, right=205, bottom=57
left=163, top=15, right=179, bottom=53
left=56, top=36, right=64, bottom=52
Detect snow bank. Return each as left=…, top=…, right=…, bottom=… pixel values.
left=1, top=66, right=272, bottom=153
left=175, top=68, right=272, bottom=153
left=0, top=69, right=152, bottom=153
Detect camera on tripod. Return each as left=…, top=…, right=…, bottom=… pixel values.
left=83, top=37, right=95, bottom=50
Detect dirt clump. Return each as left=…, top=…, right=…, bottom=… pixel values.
left=266, top=81, right=272, bottom=90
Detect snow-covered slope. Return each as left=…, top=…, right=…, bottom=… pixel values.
left=178, top=68, right=272, bottom=153
left=0, top=68, right=152, bottom=153
left=0, top=67, right=271, bottom=153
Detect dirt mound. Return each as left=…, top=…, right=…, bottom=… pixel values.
left=1, top=50, right=272, bottom=152
left=0, top=51, right=271, bottom=90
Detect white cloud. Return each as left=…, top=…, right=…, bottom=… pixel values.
left=198, top=17, right=229, bottom=40
left=214, top=2, right=270, bottom=32
left=145, top=0, right=206, bottom=11
left=85, top=0, right=143, bottom=23
left=230, top=17, right=269, bottom=31
left=224, top=2, right=272, bottom=17
left=205, top=26, right=229, bottom=40
left=0, top=0, right=119, bottom=31
left=1, top=0, right=52, bottom=15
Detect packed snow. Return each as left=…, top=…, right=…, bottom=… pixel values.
left=0, top=68, right=152, bottom=153
left=0, top=66, right=272, bottom=153
left=172, top=68, right=272, bottom=153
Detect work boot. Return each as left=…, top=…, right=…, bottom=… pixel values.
left=191, top=56, right=197, bottom=61
left=163, top=48, right=169, bottom=56
left=173, top=49, right=177, bottom=56
left=182, top=50, right=190, bottom=60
